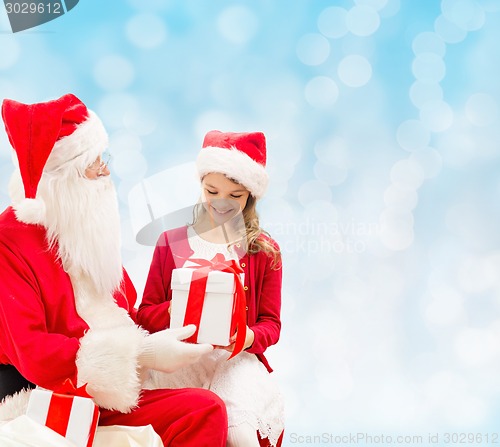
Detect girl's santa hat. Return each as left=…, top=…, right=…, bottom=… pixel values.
left=196, top=130, right=269, bottom=199
left=1, top=93, right=108, bottom=225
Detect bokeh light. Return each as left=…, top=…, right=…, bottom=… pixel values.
left=412, top=53, right=446, bottom=83
left=396, top=119, right=431, bottom=152
left=93, top=55, right=135, bottom=91
left=217, top=5, right=259, bottom=45
left=390, top=159, right=425, bottom=190
left=465, top=93, right=498, bottom=126
left=0, top=36, right=20, bottom=70
left=412, top=31, right=446, bottom=57
left=317, top=6, right=348, bottom=39
left=338, top=54, right=372, bottom=87
left=296, top=33, right=330, bottom=66
left=304, top=76, right=339, bottom=108
left=409, top=147, right=443, bottom=178
left=409, top=81, right=444, bottom=109
left=434, top=14, right=468, bottom=43
left=441, top=0, right=486, bottom=31
left=346, top=5, right=381, bottom=37
left=419, top=99, right=454, bottom=132
left=297, top=180, right=332, bottom=206
left=126, top=13, right=167, bottom=49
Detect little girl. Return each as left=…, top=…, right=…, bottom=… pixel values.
left=137, top=130, right=284, bottom=447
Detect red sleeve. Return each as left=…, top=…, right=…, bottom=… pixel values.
left=136, top=233, right=173, bottom=333
left=246, top=245, right=282, bottom=355
left=0, top=241, right=79, bottom=389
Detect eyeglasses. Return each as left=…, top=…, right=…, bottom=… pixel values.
left=86, top=152, right=112, bottom=176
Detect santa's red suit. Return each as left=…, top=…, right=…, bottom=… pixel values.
left=0, top=94, right=228, bottom=446
left=0, top=207, right=226, bottom=445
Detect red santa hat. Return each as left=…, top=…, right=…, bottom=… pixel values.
left=196, top=130, right=269, bottom=199
left=1, top=93, right=108, bottom=225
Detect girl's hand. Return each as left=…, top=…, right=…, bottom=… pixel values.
left=215, top=326, right=254, bottom=353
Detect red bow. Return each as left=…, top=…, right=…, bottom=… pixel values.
left=54, top=378, right=93, bottom=398
left=45, top=379, right=98, bottom=443
left=179, top=254, right=247, bottom=359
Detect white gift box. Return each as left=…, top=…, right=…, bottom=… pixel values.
left=170, top=268, right=238, bottom=346
left=26, top=386, right=99, bottom=447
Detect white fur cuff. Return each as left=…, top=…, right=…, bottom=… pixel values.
left=76, top=325, right=148, bottom=413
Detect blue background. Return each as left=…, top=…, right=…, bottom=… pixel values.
left=1, top=1, right=500, bottom=445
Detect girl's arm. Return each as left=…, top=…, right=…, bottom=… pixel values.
left=136, top=234, right=173, bottom=333
left=246, top=249, right=282, bottom=354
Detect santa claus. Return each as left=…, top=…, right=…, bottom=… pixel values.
left=0, top=94, right=227, bottom=446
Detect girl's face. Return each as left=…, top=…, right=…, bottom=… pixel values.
left=201, top=172, right=250, bottom=223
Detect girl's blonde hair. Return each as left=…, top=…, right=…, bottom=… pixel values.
left=242, top=195, right=281, bottom=269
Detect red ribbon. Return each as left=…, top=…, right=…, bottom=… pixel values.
left=178, top=253, right=247, bottom=359
left=45, top=379, right=99, bottom=447
left=54, top=378, right=93, bottom=398
left=46, top=393, right=72, bottom=437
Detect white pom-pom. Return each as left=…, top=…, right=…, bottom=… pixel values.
left=13, top=198, right=46, bottom=225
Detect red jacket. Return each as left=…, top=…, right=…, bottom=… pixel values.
left=0, top=207, right=143, bottom=412
left=137, top=226, right=282, bottom=372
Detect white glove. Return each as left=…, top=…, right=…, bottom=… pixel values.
left=138, top=325, right=213, bottom=373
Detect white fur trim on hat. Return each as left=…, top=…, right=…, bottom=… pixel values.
left=12, top=197, right=46, bottom=225
left=9, top=173, right=46, bottom=226
left=196, top=146, right=269, bottom=199
left=45, top=110, right=108, bottom=173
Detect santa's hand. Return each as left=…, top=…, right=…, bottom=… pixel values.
left=139, top=325, right=213, bottom=373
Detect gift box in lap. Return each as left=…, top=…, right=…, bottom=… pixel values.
left=26, top=384, right=99, bottom=447
left=170, top=268, right=241, bottom=346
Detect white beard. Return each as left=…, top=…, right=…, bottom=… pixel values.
left=38, top=173, right=123, bottom=297
left=9, top=170, right=131, bottom=330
